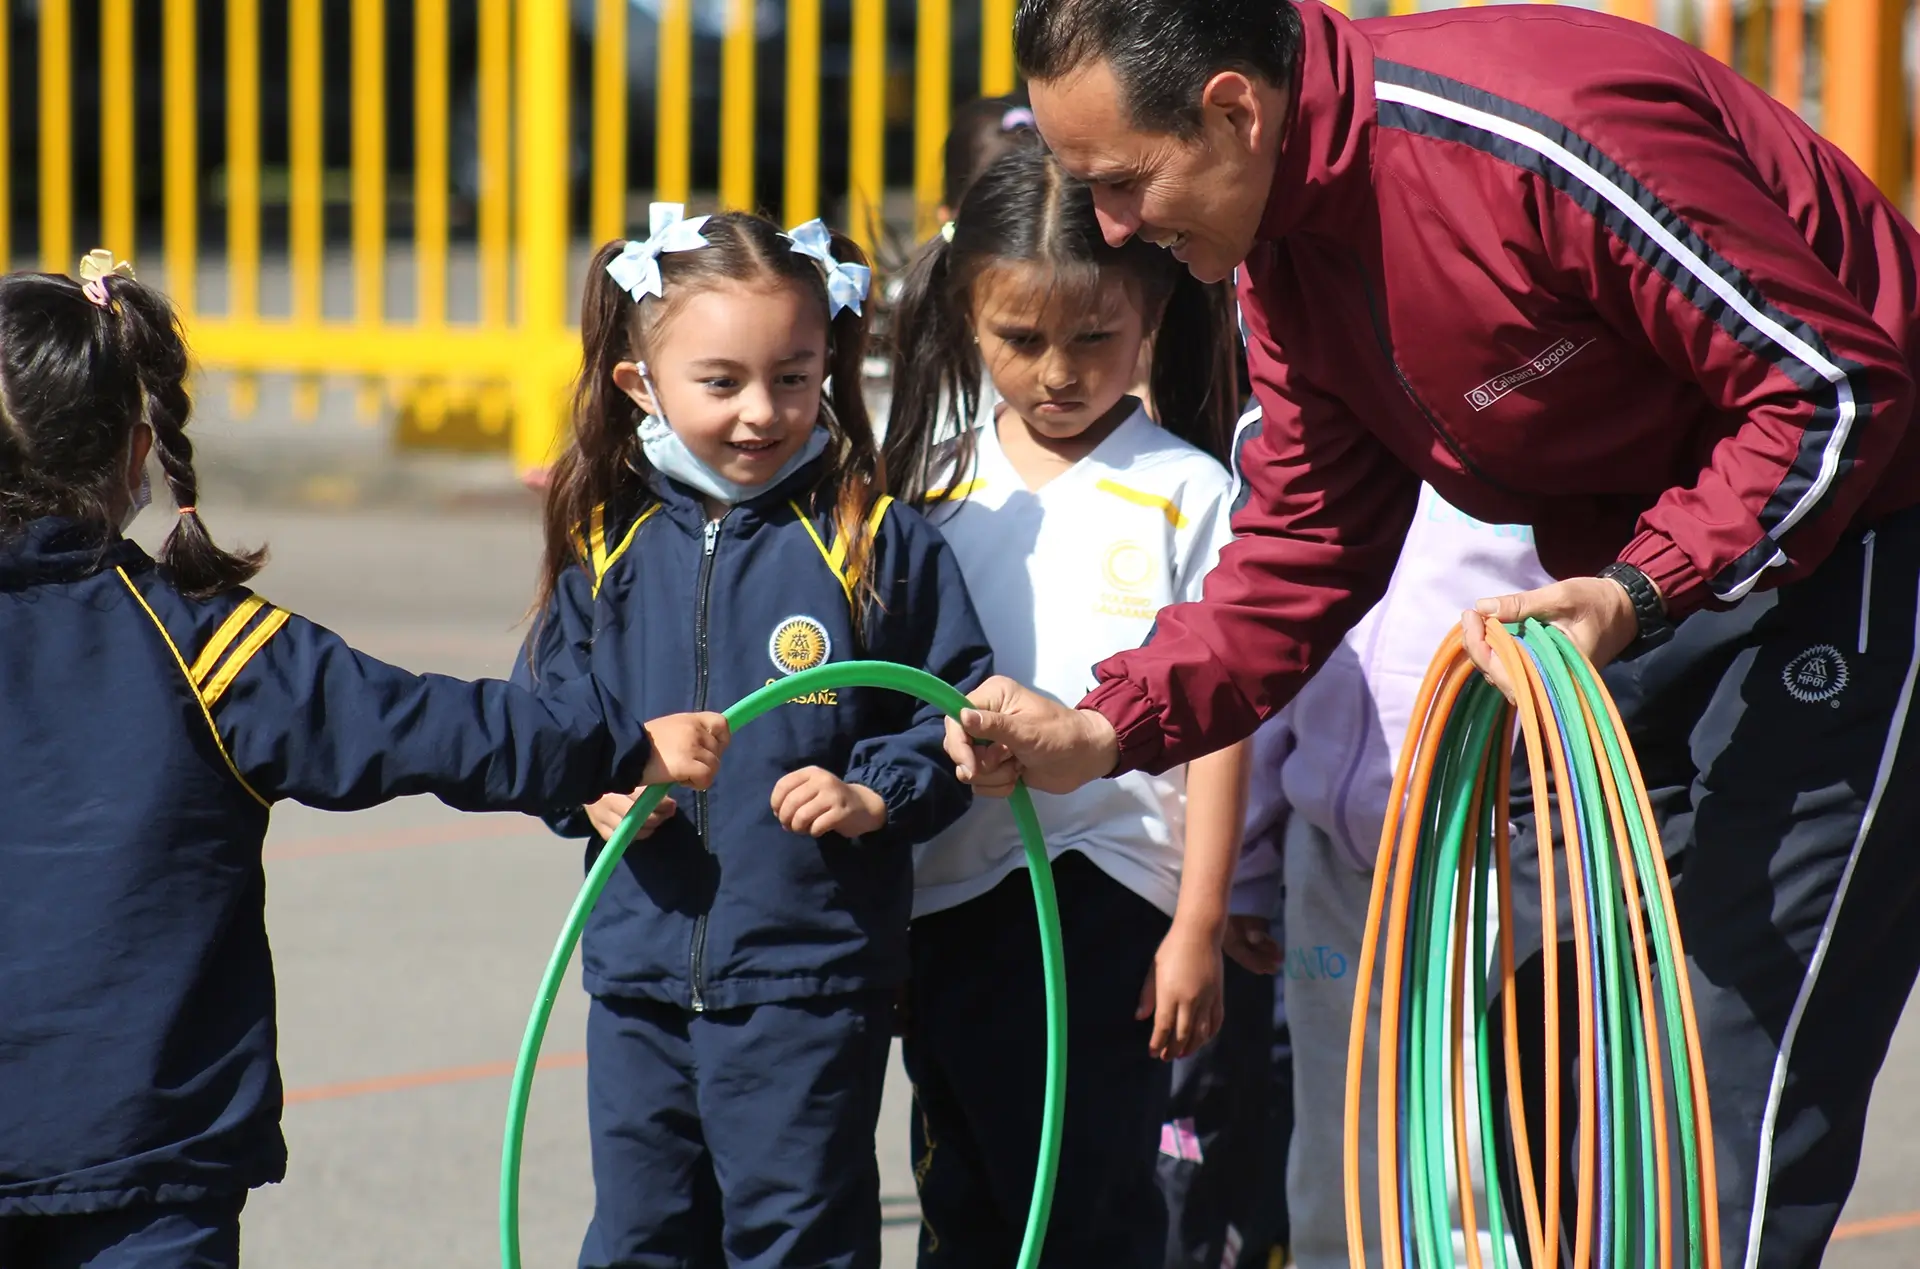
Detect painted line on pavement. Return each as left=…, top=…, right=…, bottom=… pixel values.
left=285, top=1051, right=587, bottom=1105
left=1833, top=1209, right=1920, bottom=1242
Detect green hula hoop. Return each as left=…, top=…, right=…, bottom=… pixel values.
left=501, top=661, right=1067, bottom=1269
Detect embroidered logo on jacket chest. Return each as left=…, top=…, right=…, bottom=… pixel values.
left=767, top=615, right=838, bottom=704
left=1464, top=337, right=1595, bottom=411
left=770, top=615, right=832, bottom=674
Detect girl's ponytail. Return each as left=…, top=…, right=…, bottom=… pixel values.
left=817, top=228, right=887, bottom=623
left=880, top=232, right=983, bottom=506
left=114, top=278, right=266, bottom=598
left=1147, top=272, right=1240, bottom=465
left=536, top=240, right=651, bottom=618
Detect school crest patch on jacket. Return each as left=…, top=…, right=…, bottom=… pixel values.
left=770, top=615, right=831, bottom=675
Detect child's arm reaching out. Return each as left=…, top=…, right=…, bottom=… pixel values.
left=1138, top=738, right=1252, bottom=1061
left=205, top=599, right=728, bottom=814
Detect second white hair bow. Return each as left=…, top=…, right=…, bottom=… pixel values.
left=606, top=203, right=713, bottom=301
left=784, top=219, right=871, bottom=317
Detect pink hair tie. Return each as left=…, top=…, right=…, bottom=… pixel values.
left=80, top=279, right=112, bottom=310
left=176, top=506, right=197, bottom=516
left=1000, top=106, right=1036, bottom=132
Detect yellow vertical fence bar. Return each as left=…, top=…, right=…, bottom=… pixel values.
left=352, top=0, right=384, bottom=324
left=658, top=0, right=693, bottom=203
left=478, top=0, right=509, bottom=330
left=1703, top=0, right=1734, bottom=65
left=227, top=0, right=260, bottom=323
left=290, top=0, right=321, bottom=418
left=418, top=0, right=450, bottom=325
left=352, top=0, right=385, bottom=418
left=102, top=0, right=134, bottom=259
left=721, top=0, right=756, bottom=209
left=226, top=0, right=260, bottom=416
left=914, top=0, right=950, bottom=239
left=40, top=0, right=71, bottom=273
left=290, top=0, right=322, bottom=325
left=513, top=0, right=571, bottom=471
left=1773, top=0, right=1804, bottom=113
left=592, top=0, right=628, bottom=244
left=163, top=0, right=194, bottom=317
left=784, top=0, right=822, bottom=225
left=1823, top=0, right=1905, bottom=196
left=849, top=0, right=884, bottom=252
left=981, top=0, right=1014, bottom=97
left=1740, top=0, right=1769, bottom=91
left=0, top=0, right=10, bottom=271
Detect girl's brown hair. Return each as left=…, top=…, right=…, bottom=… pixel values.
left=0, top=269, right=264, bottom=598
left=536, top=212, right=882, bottom=618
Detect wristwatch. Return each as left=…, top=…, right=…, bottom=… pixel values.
left=1598, top=562, right=1673, bottom=661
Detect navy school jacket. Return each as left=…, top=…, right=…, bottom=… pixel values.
left=514, top=458, right=993, bottom=1012
left=0, top=518, right=652, bottom=1215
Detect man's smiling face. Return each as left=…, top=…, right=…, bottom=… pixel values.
left=1030, top=59, right=1285, bottom=285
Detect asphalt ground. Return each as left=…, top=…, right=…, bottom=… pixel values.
left=128, top=502, right=1920, bottom=1268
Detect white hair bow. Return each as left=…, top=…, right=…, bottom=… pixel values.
left=783, top=219, right=871, bottom=317
left=606, top=203, right=713, bottom=301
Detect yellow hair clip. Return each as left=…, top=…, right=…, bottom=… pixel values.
left=77, top=248, right=135, bottom=311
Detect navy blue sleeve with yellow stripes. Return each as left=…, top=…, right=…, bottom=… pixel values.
left=842, top=503, right=994, bottom=850
left=160, top=586, right=651, bottom=814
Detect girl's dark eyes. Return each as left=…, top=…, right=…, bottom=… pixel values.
left=778, top=374, right=811, bottom=388
left=702, top=378, right=738, bottom=390
left=1078, top=331, right=1115, bottom=345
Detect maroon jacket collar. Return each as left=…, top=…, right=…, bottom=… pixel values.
left=1258, top=2, right=1379, bottom=242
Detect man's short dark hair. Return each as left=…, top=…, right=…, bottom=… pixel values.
left=1014, top=0, right=1302, bottom=136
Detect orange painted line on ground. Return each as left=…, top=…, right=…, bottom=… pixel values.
left=264, top=816, right=539, bottom=861
left=1832, top=1209, right=1920, bottom=1242
left=285, top=1050, right=586, bottom=1105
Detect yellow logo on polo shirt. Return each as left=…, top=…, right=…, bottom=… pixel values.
left=770, top=615, right=832, bottom=675
left=1103, top=541, right=1154, bottom=594
left=1097, top=541, right=1158, bottom=620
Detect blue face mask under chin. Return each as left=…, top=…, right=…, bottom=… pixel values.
left=634, top=367, right=830, bottom=506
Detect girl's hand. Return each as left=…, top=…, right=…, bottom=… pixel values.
left=1138, top=919, right=1227, bottom=1062
left=772, top=767, right=889, bottom=838
left=584, top=790, right=677, bottom=841
left=1221, top=914, right=1282, bottom=975
left=641, top=711, right=731, bottom=789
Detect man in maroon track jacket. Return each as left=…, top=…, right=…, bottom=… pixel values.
left=942, top=2, right=1920, bottom=1265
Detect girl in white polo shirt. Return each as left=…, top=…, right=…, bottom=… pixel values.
left=883, top=145, right=1249, bottom=1268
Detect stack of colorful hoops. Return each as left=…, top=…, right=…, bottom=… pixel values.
left=1344, top=620, right=1721, bottom=1269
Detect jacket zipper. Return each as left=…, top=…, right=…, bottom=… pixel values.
left=1860, top=528, right=1877, bottom=656
left=1350, top=250, right=1520, bottom=497
left=688, top=514, right=725, bottom=1012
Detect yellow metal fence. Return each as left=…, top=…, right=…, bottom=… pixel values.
left=2, top=0, right=1915, bottom=471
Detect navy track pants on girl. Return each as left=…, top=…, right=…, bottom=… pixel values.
left=579, top=990, right=893, bottom=1269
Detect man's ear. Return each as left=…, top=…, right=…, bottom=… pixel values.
left=612, top=360, right=658, bottom=415
left=1199, top=70, right=1277, bottom=156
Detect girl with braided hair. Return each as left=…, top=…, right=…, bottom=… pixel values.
left=0, top=256, right=725, bottom=1268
